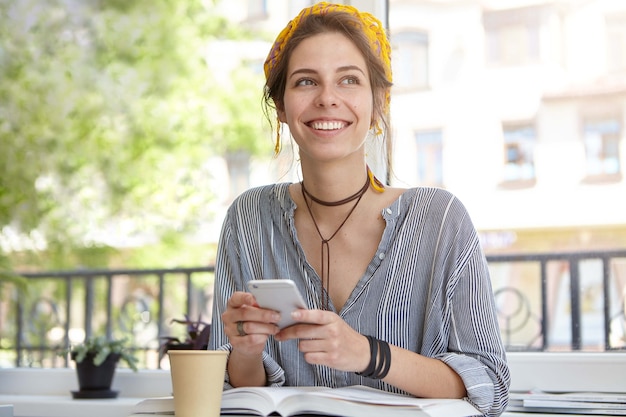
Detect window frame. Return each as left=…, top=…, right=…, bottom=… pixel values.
left=580, top=115, right=623, bottom=184
left=414, top=128, right=444, bottom=187
left=391, top=29, right=430, bottom=92
left=499, top=122, right=538, bottom=189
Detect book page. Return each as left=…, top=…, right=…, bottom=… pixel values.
left=311, top=385, right=446, bottom=407
left=221, top=386, right=327, bottom=415
left=274, top=388, right=479, bottom=417
left=271, top=386, right=478, bottom=417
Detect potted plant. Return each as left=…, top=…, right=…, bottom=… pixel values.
left=158, top=314, right=211, bottom=362
left=62, top=335, right=139, bottom=399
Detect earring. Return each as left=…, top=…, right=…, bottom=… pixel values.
left=367, top=165, right=385, bottom=193
left=372, top=121, right=382, bottom=136
left=274, top=117, right=282, bottom=155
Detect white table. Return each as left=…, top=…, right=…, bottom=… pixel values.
left=0, top=395, right=141, bottom=417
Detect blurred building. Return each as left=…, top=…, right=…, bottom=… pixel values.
left=217, top=0, right=626, bottom=254
left=388, top=0, right=626, bottom=254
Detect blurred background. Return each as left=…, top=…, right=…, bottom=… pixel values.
left=1, top=0, right=625, bottom=369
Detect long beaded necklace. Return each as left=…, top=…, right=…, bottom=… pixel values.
left=301, top=175, right=370, bottom=310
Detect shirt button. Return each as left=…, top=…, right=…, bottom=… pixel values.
left=378, top=252, right=385, bottom=260
left=386, top=208, right=392, bottom=214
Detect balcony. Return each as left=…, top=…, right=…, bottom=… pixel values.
left=1, top=250, right=625, bottom=370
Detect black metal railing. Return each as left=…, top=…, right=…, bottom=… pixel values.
left=487, top=250, right=626, bottom=352
left=2, top=266, right=215, bottom=369
left=1, top=250, right=625, bottom=369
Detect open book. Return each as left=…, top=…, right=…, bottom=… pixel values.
left=131, top=385, right=481, bottom=417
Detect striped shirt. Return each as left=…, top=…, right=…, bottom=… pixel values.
left=209, top=183, right=511, bottom=416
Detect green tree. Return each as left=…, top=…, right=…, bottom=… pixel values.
left=0, top=0, right=269, bottom=269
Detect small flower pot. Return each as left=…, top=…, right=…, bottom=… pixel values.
left=71, top=352, right=120, bottom=399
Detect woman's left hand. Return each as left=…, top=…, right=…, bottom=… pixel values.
left=274, top=309, right=370, bottom=373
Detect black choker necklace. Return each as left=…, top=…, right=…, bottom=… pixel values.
left=301, top=176, right=370, bottom=206
left=300, top=175, right=370, bottom=310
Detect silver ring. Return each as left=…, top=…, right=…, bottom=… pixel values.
left=236, top=320, right=247, bottom=337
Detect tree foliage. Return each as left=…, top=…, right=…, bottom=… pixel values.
left=0, top=0, right=269, bottom=269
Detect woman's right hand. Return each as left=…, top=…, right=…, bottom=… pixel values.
left=222, top=291, right=281, bottom=356
left=222, top=291, right=281, bottom=387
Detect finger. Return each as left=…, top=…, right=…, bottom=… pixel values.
left=230, top=330, right=270, bottom=357
left=227, top=291, right=257, bottom=309
left=297, top=338, right=348, bottom=370
left=236, top=320, right=280, bottom=337
left=237, top=305, right=281, bottom=326
left=290, top=308, right=332, bottom=325
left=297, top=337, right=328, bottom=352
left=275, top=310, right=339, bottom=340
left=296, top=332, right=342, bottom=353
left=236, top=319, right=248, bottom=337
left=302, top=351, right=332, bottom=366
left=275, top=322, right=320, bottom=341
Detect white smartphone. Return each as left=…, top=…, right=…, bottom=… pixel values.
left=247, top=279, right=308, bottom=329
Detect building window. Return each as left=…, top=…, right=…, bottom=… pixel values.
left=582, top=118, right=622, bottom=182
left=392, top=31, right=429, bottom=91
left=501, top=123, right=536, bottom=187
left=483, top=6, right=542, bottom=66
left=606, top=14, right=626, bottom=72
left=415, top=129, right=443, bottom=187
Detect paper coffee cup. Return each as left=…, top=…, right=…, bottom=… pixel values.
left=168, top=350, right=228, bottom=417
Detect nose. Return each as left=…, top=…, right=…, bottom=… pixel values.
left=314, top=84, right=338, bottom=107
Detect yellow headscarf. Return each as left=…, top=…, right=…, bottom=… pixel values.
left=263, top=2, right=392, bottom=110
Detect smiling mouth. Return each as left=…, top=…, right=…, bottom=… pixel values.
left=308, top=121, right=349, bottom=131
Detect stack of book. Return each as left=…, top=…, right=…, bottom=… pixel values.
left=508, top=391, right=626, bottom=415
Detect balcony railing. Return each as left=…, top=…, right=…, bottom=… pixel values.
left=487, top=250, right=626, bottom=352
left=2, top=266, right=216, bottom=369
left=1, top=250, right=625, bottom=369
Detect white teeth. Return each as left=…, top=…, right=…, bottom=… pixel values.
left=311, top=121, right=344, bottom=130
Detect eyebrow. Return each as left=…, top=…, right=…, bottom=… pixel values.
left=288, top=65, right=366, bottom=79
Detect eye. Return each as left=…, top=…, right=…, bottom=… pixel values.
left=295, top=78, right=316, bottom=87
left=341, top=76, right=360, bottom=85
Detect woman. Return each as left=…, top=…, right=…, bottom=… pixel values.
left=209, top=2, right=510, bottom=416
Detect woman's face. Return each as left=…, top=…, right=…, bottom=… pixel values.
left=277, top=31, right=374, bottom=165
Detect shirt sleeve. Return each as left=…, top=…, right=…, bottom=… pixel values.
left=212, top=344, right=287, bottom=389
left=437, top=225, right=510, bottom=416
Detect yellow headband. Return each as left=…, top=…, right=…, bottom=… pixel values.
left=264, top=2, right=392, bottom=107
